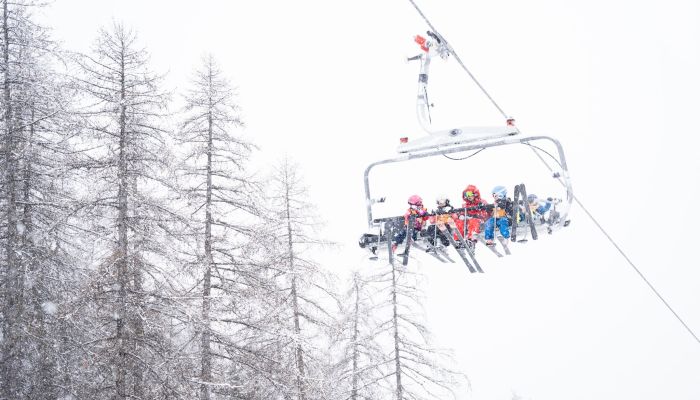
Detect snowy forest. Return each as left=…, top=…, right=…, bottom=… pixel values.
left=0, top=1, right=465, bottom=399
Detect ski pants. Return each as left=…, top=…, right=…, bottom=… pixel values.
left=484, top=217, right=510, bottom=240
left=393, top=226, right=420, bottom=245
left=426, top=224, right=450, bottom=246
left=465, top=218, right=481, bottom=240
left=455, top=217, right=482, bottom=240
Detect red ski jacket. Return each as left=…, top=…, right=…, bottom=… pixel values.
left=462, top=198, right=489, bottom=220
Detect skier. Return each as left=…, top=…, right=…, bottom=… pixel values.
left=456, top=184, right=490, bottom=248
left=484, top=185, right=513, bottom=245
left=527, top=194, right=552, bottom=220
left=425, top=196, right=457, bottom=248
left=392, top=194, right=429, bottom=252
left=527, top=193, right=563, bottom=227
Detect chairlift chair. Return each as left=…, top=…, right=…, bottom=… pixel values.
left=359, top=30, right=573, bottom=269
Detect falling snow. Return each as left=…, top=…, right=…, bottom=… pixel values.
left=41, top=302, right=58, bottom=315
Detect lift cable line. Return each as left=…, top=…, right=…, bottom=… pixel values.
left=407, top=0, right=509, bottom=120
left=529, top=146, right=700, bottom=345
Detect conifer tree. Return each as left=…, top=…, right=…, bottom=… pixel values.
left=261, top=158, right=340, bottom=400
left=73, top=22, right=188, bottom=399
left=0, top=2, right=78, bottom=398
left=177, top=54, right=259, bottom=400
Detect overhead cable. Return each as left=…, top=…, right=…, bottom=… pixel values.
left=407, top=0, right=509, bottom=120
left=530, top=146, right=700, bottom=345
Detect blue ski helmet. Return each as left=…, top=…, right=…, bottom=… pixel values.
left=527, top=194, right=538, bottom=204
left=492, top=186, right=507, bottom=199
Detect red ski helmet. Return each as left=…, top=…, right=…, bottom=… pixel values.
left=407, top=195, right=423, bottom=206
left=462, top=185, right=480, bottom=201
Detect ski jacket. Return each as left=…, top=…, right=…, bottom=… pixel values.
left=404, top=207, right=429, bottom=230
left=462, top=198, right=490, bottom=220
left=530, top=199, right=552, bottom=215
left=491, top=197, right=513, bottom=219
left=430, top=204, right=456, bottom=225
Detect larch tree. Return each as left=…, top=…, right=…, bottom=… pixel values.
left=373, top=263, right=465, bottom=400
left=177, top=54, right=261, bottom=400
left=0, top=1, right=80, bottom=398
left=262, top=158, right=340, bottom=400
left=72, top=22, right=189, bottom=399
left=335, top=271, right=391, bottom=400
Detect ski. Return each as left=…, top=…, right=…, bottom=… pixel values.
left=477, top=236, right=503, bottom=257
left=436, top=246, right=455, bottom=264
left=418, top=242, right=448, bottom=263
left=402, top=215, right=415, bottom=266
left=445, top=231, right=476, bottom=273
left=369, top=249, right=378, bottom=261
left=453, top=227, right=483, bottom=273
left=510, top=183, right=537, bottom=242
left=435, top=245, right=456, bottom=263
left=422, top=241, right=455, bottom=263
left=497, top=236, right=511, bottom=255
left=385, top=221, right=394, bottom=265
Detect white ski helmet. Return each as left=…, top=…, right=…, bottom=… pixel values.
left=436, top=196, right=450, bottom=207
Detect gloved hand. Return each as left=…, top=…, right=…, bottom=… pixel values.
left=482, top=204, right=494, bottom=211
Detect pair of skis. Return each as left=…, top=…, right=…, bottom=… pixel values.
left=478, top=236, right=511, bottom=257
left=384, top=215, right=416, bottom=267
left=446, top=226, right=483, bottom=273
left=419, top=225, right=455, bottom=263
left=413, top=241, right=454, bottom=263
left=511, top=183, right=538, bottom=242
left=422, top=219, right=481, bottom=273
left=387, top=215, right=482, bottom=273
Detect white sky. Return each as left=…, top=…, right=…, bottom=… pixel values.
left=41, top=1, right=700, bottom=399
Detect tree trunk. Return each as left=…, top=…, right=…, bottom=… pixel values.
left=1, top=2, right=22, bottom=397
left=24, top=104, right=55, bottom=400
left=200, top=82, right=214, bottom=400
left=391, top=264, right=403, bottom=400
left=286, top=182, right=307, bottom=400
left=115, top=38, right=129, bottom=400
left=350, top=275, right=360, bottom=400
left=132, top=178, right=144, bottom=399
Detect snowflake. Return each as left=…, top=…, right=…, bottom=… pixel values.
left=42, top=301, right=58, bottom=315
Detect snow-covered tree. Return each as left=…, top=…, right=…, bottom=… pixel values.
left=0, top=1, right=80, bottom=398
left=335, top=271, right=389, bottom=400
left=176, top=54, right=261, bottom=400
left=259, top=158, right=340, bottom=400
left=372, top=264, right=464, bottom=400
left=71, top=22, right=190, bottom=399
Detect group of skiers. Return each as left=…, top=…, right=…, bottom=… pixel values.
left=393, top=184, right=554, bottom=252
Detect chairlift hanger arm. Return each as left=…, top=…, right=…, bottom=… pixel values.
left=407, top=0, right=510, bottom=121
left=409, top=32, right=449, bottom=134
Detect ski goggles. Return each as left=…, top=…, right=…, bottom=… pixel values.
left=464, top=191, right=475, bottom=198
left=409, top=203, right=422, bottom=208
